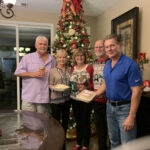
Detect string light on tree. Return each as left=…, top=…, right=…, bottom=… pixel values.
left=52, top=0, right=93, bottom=65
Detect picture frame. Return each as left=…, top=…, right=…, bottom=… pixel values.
left=111, top=7, right=139, bottom=59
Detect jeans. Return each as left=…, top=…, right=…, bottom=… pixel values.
left=106, top=102, right=137, bottom=149
left=93, top=101, right=109, bottom=150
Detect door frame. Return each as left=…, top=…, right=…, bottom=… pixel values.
left=0, top=20, right=54, bottom=111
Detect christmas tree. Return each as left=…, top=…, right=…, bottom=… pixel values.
left=52, top=0, right=93, bottom=64
left=52, top=0, right=95, bottom=139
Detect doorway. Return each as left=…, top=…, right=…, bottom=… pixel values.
left=0, top=21, right=53, bottom=110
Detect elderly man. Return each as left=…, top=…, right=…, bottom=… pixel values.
left=15, top=36, right=56, bottom=114
left=93, top=40, right=109, bottom=150
left=96, top=34, right=142, bottom=149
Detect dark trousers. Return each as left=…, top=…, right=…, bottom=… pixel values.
left=93, top=101, right=109, bottom=150
left=50, top=101, right=71, bottom=150
left=72, top=100, right=92, bottom=147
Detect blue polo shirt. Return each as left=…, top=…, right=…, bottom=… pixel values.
left=103, top=54, right=142, bottom=101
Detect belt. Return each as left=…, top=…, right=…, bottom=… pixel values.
left=108, top=100, right=130, bottom=106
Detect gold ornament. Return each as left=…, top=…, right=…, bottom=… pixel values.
left=81, top=44, right=84, bottom=47
left=63, top=44, right=66, bottom=47
left=68, top=29, right=76, bottom=36
left=69, top=25, right=72, bottom=29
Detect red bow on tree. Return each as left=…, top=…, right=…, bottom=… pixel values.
left=61, top=0, right=82, bottom=19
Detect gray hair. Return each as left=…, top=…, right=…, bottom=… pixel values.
left=104, top=34, right=122, bottom=44
left=35, top=36, right=48, bottom=45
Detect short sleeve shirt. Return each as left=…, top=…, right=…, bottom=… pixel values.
left=14, top=52, right=56, bottom=103
left=103, top=54, right=142, bottom=101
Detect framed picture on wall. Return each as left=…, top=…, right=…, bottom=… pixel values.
left=111, top=7, right=139, bottom=59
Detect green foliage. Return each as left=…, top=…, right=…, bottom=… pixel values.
left=52, top=1, right=93, bottom=65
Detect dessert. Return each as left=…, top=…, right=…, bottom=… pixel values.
left=76, top=90, right=96, bottom=102
left=53, top=84, right=70, bottom=91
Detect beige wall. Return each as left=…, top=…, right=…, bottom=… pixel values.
left=96, top=0, right=150, bottom=80
left=0, top=9, right=96, bottom=47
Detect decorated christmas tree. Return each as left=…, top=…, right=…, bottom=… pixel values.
left=52, top=0, right=95, bottom=139
left=52, top=0, right=93, bottom=64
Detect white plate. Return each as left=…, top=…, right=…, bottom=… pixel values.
left=53, top=85, right=70, bottom=92
left=70, top=95, right=94, bottom=103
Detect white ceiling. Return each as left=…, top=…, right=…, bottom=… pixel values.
left=15, top=0, right=117, bottom=16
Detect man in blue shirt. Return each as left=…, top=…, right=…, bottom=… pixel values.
left=96, top=34, right=142, bottom=149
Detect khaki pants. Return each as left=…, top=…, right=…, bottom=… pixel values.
left=22, top=101, right=50, bottom=115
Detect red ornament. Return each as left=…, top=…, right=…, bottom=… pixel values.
left=61, top=26, right=65, bottom=30
left=79, top=39, right=83, bottom=43
left=83, top=33, right=87, bottom=36
left=61, top=41, right=65, bottom=45
left=65, top=48, right=69, bottom=52
left=53, top=50, right=56, bottom=53
left=88, top=53, right=92, bottom=58
left=71, top=44, right=76, bottom=49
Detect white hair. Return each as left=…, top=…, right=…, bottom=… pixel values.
left=35, top=36, right=48, bottom=45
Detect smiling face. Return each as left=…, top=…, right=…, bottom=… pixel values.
left=104, top=38, right=122, bottom=60
left=35, top=39, right=48, bottom=56
left=94, top=40, right=106, bottom=58
left=75, top=52, right=85, bottom=66
left=56, top=52, right=68, bottom=66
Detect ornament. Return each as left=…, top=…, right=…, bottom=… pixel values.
left=69, top=25, right=72, bottom=29
left=76, top=22, right=79, bottom=25
left=88, top=53, right=93, bottom=58
left=55, top=34, right=59, bottom=40
left=61, top=26, right=65, bottom=30
left=66, top=48, right=69, bottom=52
left=74, top=36, right=78, bottom=40
left=63, top=33, right=68, bottom=37
left=53, top=49, right=56, bottom=53
left=60, top=37, right=64, bottom=41
left=68, top=29, right=76, bottom=36
left=79, top=39, right=83, bottom=43
left=68, top=16, right=73, bottom=20
left=61, top=41, right=65, bottom=45
left=84, top=33, right=87, bottom=36
left=82, top=30, right=85, bottom=34
left=81, top=44, right=84, bottom=47
left=63, top=44, right=67, bottom=48
left=71, top=44, right=76, bottom=49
